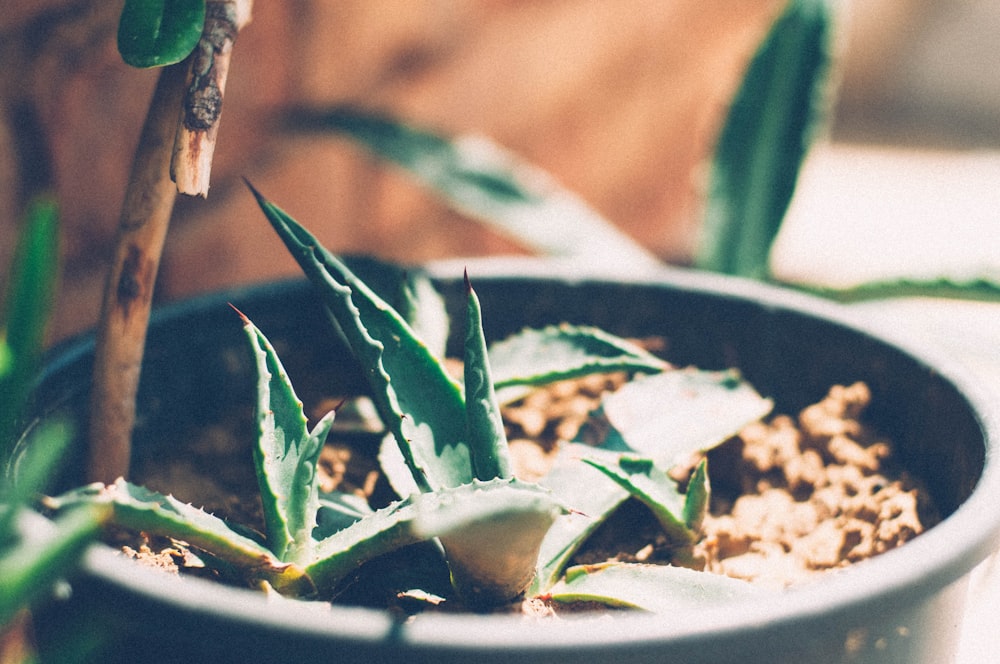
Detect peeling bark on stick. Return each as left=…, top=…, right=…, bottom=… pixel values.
left=171, top=0, right=253, bottom=196
left=88, top=63, right=188, bottom=484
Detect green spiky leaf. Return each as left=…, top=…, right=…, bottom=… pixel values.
left=581, top=455, right=695, bottom=547
left=532, top=444, right=630, bottom=594
left=248, top=183, right=469, bottom=493
left=489, top=323, right=669, bottom=402
left=534, top=370, right=768, bottom=593
left=463, top=274, right=511, bottom=481
left=412, top=478, right=563, bottom=606
left=548, top=562, right=758, bottom=613
left=239, top=309, right=335, bottom=563
left=117, top=0, right=206, bottom=68
left=306, top=478, right=561, bottom=603
left=46, top=480, right=311, bottom=594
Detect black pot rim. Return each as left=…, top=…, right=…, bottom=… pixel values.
left=58, top=258, right=1000, bottom=653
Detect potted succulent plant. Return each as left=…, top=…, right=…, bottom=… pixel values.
left=15, top=0, right=1000, bottom=662
left=23, top=229, right=1000, bottom=664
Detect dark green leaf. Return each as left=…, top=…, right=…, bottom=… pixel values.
left=1, top=196, right=60, bottom=460
left=683, top=458, right=710, bottom=531
left=249, top=183, right=470, bottom=493
left=117, top=0, right=206, bottom=68
left=314, top=491, right=374, bottom=540
left=696, top=0, right=834, bottom=278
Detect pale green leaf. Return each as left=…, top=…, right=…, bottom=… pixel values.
left=577, top=369, right=772, bottom=466
left=548, top=562, right=759, bottom=613
left=240, top=311, right=335, bottom=563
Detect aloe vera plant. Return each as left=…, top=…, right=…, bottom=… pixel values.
left=47, top=188, right=774, bottom=612
left=40, top=0, right=858, bottom=618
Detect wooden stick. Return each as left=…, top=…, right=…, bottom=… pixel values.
left=88, top=3, right=253, bottom=483
left=87, top=62, right=188, bottom=484
left=171, top=0, right=253, bottom=196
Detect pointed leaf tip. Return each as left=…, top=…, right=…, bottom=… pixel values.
left=228, top=302, right=251, bottom=326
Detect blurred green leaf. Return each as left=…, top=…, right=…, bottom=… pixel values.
left=803, top=277, right=1000, bottom=303
left=696, top=0, right=834, bottom=278
left=1, top=196, right=60, bottom=462
left=0, top=506, right=107, bottom=628
left=117, top=0, right=206, bottom=68
left=285, top=108, right=661, bottom=271
left=1, top=419, right=73, bottom=539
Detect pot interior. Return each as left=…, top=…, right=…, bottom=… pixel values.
left=21, top=267, right=999, bottom=663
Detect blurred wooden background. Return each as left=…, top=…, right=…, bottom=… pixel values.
left=2, top=1, right=999, bottom=342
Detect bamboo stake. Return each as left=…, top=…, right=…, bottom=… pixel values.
left=87, top=63, right=187, bottom=484
left=88, top=0, right=253, bottom=483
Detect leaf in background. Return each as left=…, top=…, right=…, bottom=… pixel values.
left=576, top=369, right=773, bottom=467
left=581, top=455, right=694, bottom=547
left=696, top=0, right=834, bottom=278
left=46, top=480, right=311, bottom=594
left=547, top=562, right=759, bottom=613
left=249, top=183, right=470, bottom=493
left=117, top=0, right=206, bottom=68
left=809, top=277, right=1000, bottom=304
left=1, top=419, right=73, bottom=539
left=239, top=310, right=335, bottom=563
left=0, top=506, right=108, bottom=627
left=489, top=324, right=669, bottom=402
left=463, top=274, right=512, bottom=481
left=1, top=196, right=60, bottom=461
left=283, top=107, right=661, bottom=272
